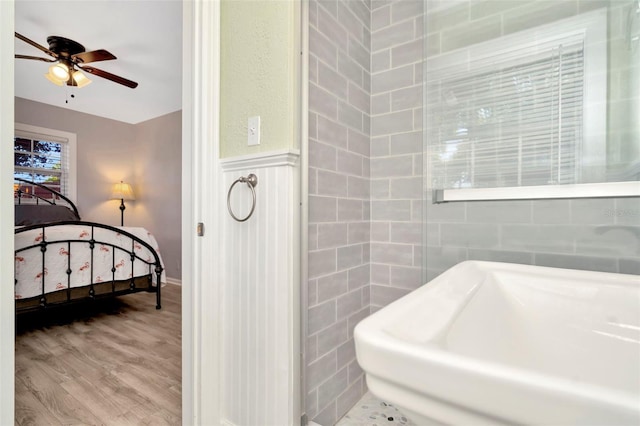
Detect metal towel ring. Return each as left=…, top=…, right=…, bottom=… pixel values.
left=227, top=174, right=258, bottom=222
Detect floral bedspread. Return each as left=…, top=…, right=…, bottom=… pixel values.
left=15, top=225, right=165, bottom=300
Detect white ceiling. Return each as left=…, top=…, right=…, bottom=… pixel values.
left=14, top=0, right=182, bottom=124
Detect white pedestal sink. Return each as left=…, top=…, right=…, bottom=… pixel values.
left=354, top=261, right=640, bottom=425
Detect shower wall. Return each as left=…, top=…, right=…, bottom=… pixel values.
left=307, top=0, right=371, bottom=424
left=424, top=1, right=640, bottom=280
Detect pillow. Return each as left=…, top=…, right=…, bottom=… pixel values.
left=15, top=204, right=80, bottom=226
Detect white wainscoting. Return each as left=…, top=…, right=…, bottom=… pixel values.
left=220, top=149, right=300, bottom=426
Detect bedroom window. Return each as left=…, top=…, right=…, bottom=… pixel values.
left=14, top=123, right=77, bottom=202
left=427, top=9, right=607, bottom=193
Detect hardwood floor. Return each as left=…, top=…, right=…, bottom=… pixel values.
left=15, top=284, right=181, bottom=426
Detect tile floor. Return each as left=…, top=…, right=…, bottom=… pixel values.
left=335, top=392, right=415, bottom=426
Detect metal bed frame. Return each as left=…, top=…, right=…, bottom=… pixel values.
left=14, top=180, right=162, bottom=314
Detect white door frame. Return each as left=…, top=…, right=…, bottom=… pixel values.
left=0, top=1, right=222, bottom=424
left=182, top=0, right=222, bottom=424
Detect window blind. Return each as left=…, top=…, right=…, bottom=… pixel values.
left=427, top=39, right=585, bottom=190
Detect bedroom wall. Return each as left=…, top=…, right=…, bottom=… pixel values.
left=14, top=97, right=182, bottom=280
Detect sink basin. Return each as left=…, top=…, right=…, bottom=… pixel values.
left=354, top=261, right=640, bottom=425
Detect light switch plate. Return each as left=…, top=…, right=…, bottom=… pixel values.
left=248, top=116, right=260, bottom=146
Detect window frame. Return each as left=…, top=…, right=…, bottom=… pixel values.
left=426, top=9, right=620, bottom=202
left=14, top=123, right=77, bottom=203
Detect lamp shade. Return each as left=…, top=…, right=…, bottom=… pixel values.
left=111, top=181, right=135, bottom=201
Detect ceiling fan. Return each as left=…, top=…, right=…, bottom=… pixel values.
left=14, top=32, right=138, bottom=89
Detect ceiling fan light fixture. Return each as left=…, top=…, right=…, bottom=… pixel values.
left=44, top=70, right=64, bottom=86
left=49, top=62, right=69, bottom=80
left=72, top=69, right=92, bottom=88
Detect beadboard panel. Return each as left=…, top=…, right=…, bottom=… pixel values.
left=221, top=150, right=300, bottom=426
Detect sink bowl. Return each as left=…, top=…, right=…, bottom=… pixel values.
left=354, top=261, right=640, bottom=425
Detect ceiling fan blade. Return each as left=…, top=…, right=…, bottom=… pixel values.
left=15, top=32, right=57, bottom=58
left=15, top=54, right=55, bottom=63
left=72, top=49, right=117, bottom=64
left=79, top=65, right=138, bottom=89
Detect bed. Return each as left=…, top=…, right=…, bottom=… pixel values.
left=14, top=179, right=164, bottom=314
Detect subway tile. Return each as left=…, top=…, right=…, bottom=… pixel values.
left=372, top=64, right=414, bottom=93
left=371, top=155, right=414, bottom=178
left=426, top=2, right=469, bottom=34
left=363, top=114, right=371, bottom=137
left=576, top=225, right=640, bottom=258
left=371, top=263, right=390, bottom=284
left=425, top=201, right=466, bottom=223
left=372, top=49, right=391, bottom=73
left=309, top=224, right=319, bottom=251
left=390, top=131, right=422, bottom=154
left=313, top=401, right=337, bottom=426
left=309, top=195, right=337, bottom=223
left=309, top=139, right=337, bottom=171
left=318, top=4, right=348, bottom=51
left=371, top=178, right=390, bottom=199
left=348, top=129, right=369, bottom=157
left=349, top=36, right=370, bottom=72
left=309, top=0, right=318, bottom=27
left=317, top=223, right=349, bottom=249
left=371, top=284, right=410, bottom=307
left=338, top=100, right=363, bottom=131
left=338, top=199, right=363, bottom=221
left=309, top=111, right=318, bottom=139
left=309, top=168, right=317, bottom=194
left=372, top=93, right=391, bottom=115
left=426, top=32, right=440, bottom=57
left=338, top=2, right=366, bottom=44
left=414, top=243, right=423, bottom=268
left=424, top=246, right=468, bottom=271
left=308, top=278, right=318, bottom=306
left=425, top=222, right=439, bottom=246
left=348, top=221, right=370, bottom=244
left=578, top=0, right=610, bottom=14
left=470, top=0, right=522, bottom=21
left=362, top=284, right=371, bottom=305
left=307, top=334, right=318, bottom=364
left=371, top=222, right=390, bottom=242
left=414, top=14, right=424, bottom=39
left=347, top=306, right=370, bottom=338
left=347, top=0, right=371, bottom=29
left=390, top=265, right=423, bottom=289
left=308, top=299, right=336, bottom=335
left=467, top=248, right=534, bottom=265
left=371, top=110, right=414, bottom=136
left=370, top=242, right=414, bottom=266
left=372, top=20, right=415, bottom=52
left=337, top=289, right=364, bottom=320
left=336, top=339, right=356, bottom=371
left=309, top=55, right=318, bottom=84
left=348, top=83, right=370, bottom=114
left=317, top=115, right=348, bottom=149
left=391, top=84, right=423, bottom=111
left=392, top=39, right=424, bottom=68
left=317, top=320, right=349, bottom=359
left=571, top=199, right=616, bottom=225
left=347, top=361, right=364, bottom=386
left=310, top=83, right=338, bottom=120
left=337, top=378, right=364, bottom=420
left=317, top=170, right=348, bottom=197
left=363, top=70, right=371, bottom=93
left=337, top=149, right=363, bottom=176
left=309, top=27, right=337, bottom=69
left=317, top=270, right=349, bottom=303
left=441, top=15, right=502, bottom=53
left=318, top=0, right=338, bottom=18
left=412, top=198, right=423, bottom=221
left=338, top=50, right=363, bottom=88
left=390, top=176, right=422, bottom=199
left=363, top=242, right=370, bottom=263
left=413, top=107, right=423, bottom=130
left=317, top=368, right=349, bottom=421
left=371, top=0, right=392, bottom=10
left=348, top=264, right=370, bottom=290
left=534, top=253, right=618, bottom=273
left=500, top=225, right=576, bottom=254
left=391, top=0, right=423, bottom=23
left=614, top=198, right=640, bottom=225
left=371, top=136, right=390, bottom=157
left=309, top=248, right=337, bottom=278
left=318, top=60, right=348, bottom=99
left=337, top=244, right=364, bottom=270
left=390, top=221, right=422, bottom=244
left=503, top=1, right=578, bottom=36
left=371, top=200, right=412, bottom=221
left=372, top=4, right=391, bottom=30
left=533, top=199, right=572, bottom=224
left=440, top=223, right=500, bottom=249
left=466, top=200, right=532, bottom=224
left=348, top=176, right=369, bottom=199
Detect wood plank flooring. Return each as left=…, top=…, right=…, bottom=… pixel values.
left=15, top=285, right=181, bottom=426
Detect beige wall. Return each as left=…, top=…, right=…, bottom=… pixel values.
left=219, top=0, right=299, bottom=158
left=14, top=97, right=182, bottom=280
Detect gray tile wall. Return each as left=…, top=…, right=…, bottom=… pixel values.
left=370, top=0, right=424, bottom=311
left=307, top=0, right=371, bottom=424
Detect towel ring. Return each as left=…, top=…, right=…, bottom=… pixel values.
left=227, top=174, right=258, bottom=222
